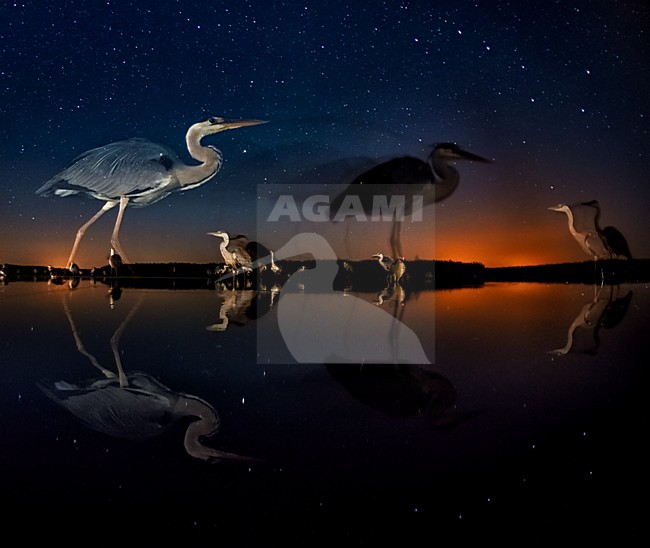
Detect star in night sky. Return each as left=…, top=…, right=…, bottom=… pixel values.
left=1, top=0, right=648, bottom=267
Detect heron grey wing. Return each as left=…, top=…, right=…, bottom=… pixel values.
left=41, top=381, right=177, bottom=440
left=38, top=138, right=182, bottom=199
left=228, top=235, right=251, bottom=250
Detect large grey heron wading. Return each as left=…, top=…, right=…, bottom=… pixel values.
left=330, top=143, right=491, bottom=258
left=37, top=116, right=267, bottom=268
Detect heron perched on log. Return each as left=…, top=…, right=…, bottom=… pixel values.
left=37, top=116, right=266, bottom=268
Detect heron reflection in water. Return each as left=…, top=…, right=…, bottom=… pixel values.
left=206, top=289, right=259, bottom=332
left=330, top=143, right=491, bottom=258
left=38, top=295, right=260, bottom=463
left=327, top=363, right=480, bottom=428
left=549, top=285, right=633, bottom=356
left=221, top=232, right=430, bottom=364
left=37, top=116, right=266, bottom=268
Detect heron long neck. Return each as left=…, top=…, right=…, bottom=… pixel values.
left=563, top=208, right=581, bottom=241
left=429, top=155, right=460, bottom=202
left=592, top=205, right=603, bottom=232
left=176, top=126, right=223, bottom=187
left=219, top=236, right=230, bottom=258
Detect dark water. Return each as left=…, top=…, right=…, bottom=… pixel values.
left=1, top=279, right=646, bottom=542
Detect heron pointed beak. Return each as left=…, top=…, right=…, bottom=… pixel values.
left=459, top=149, right=492, bottom=163
left=221, top=119, right=268, bottom=131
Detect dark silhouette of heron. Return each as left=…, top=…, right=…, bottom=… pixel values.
left=582, top=200, right=633, bottom=260
left=331, top=143, right=491, bottom=257
left=37, top=116, right=266, bottom=268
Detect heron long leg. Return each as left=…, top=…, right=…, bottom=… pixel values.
left=110, top=196, right=130, bottom=263
left=62, top=296, right=116, bottom=379
left=67, top=201, right=118, bottom=268
left=110, top=296, right=144, bottom=388
left=390, top=219, right=403, bottom=258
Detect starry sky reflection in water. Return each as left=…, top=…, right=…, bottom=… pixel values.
left=0, top=0, right=648, bottom=267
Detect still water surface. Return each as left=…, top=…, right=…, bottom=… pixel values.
left=1, top=279, right=645, bottom=541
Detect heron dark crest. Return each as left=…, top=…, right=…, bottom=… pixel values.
left=37, top=116, right=267, bottom=268
left=331, top=143, right=491, bottom=258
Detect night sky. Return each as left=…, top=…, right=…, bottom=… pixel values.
left=1, top=0, right=648, bottom=267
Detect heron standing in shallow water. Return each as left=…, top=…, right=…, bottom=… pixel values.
left=548, top=201, right=632, bottom=260
left=109, top=248, right=122, bottom=277
left=371, top=252, right=406, bottom=285
left=207, top=231, right=256, bottom=276
left=548, top=200, right=632, bottom=285
left=37, top=116, right=266, bottom=268
left=582, top=200, right=633, bottom=260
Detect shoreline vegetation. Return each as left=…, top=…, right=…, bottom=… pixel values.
left=2, top=258, right=649, bottom=290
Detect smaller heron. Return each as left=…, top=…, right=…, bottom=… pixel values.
left=208, top=231, right=279, bottom=281
left=548, top=202, right=610, bottom=260
left=549, top=200, right=634, bottom=285
left=371, top=252, right=406, bottom=285
left=109, top=248, right=122, bottom=277
left=207, top=231, right=254, bottom=275
left=270, top=250, right=282, bottom=275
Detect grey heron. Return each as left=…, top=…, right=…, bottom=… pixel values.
left=371, top=252, right=406, bottom=285
left=270, top=250, right=282, bottom=275
left=207, top=231, right=255, bottom=275
left=109, top=247, right=122, bottom=277
left=37, top=116, right=266, bottom=268
left=331, top=143, right=491, bottom=258
left=548, top=200, right=634, bottom=285
left=207, top=230, right=280, bottom=280
left=582, top=200, right=633, bottom=260
left=548, top=202, right=612, bottom=260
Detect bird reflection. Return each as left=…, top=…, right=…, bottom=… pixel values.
left=327, top=363, right=479, bottom=428
left=37, top=116, right=266, bottom=268
left=549, top=285, right=633, bottom=356
left=206, top=289, right=259, bottom=331
left=229, top=232, right=430, bottom=364
left=331, top=143, right=490, bottom=258
left=39, top=295, right=259, bottom=462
